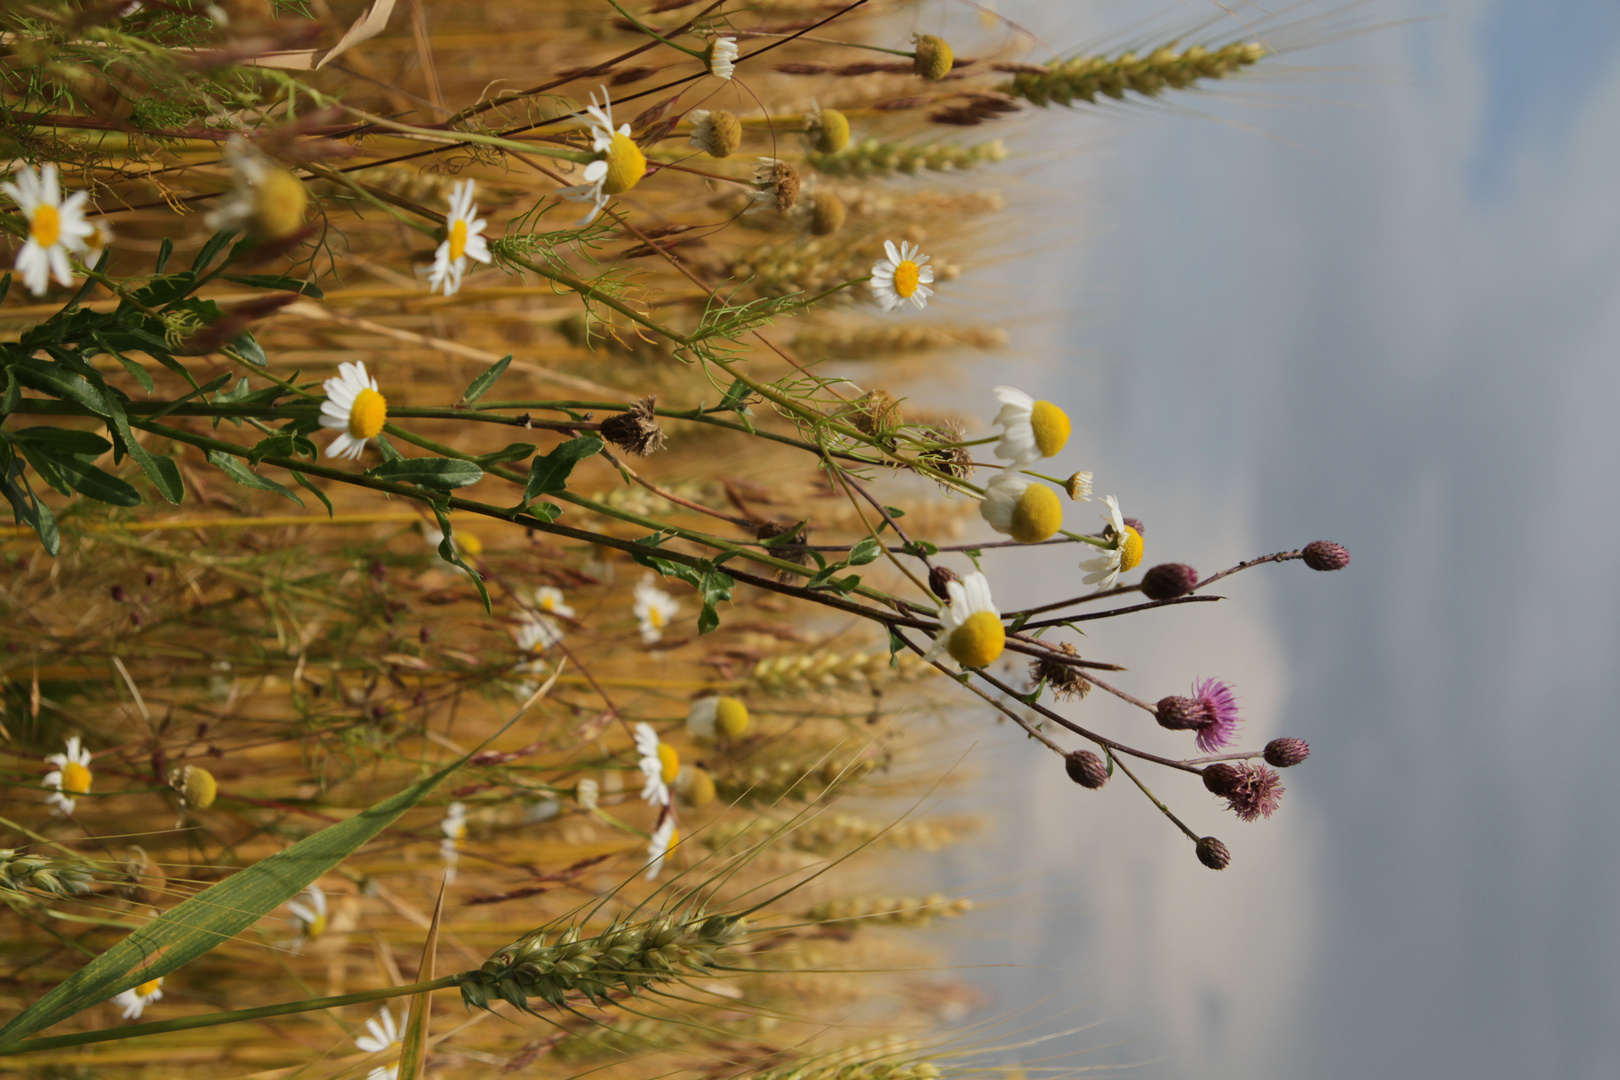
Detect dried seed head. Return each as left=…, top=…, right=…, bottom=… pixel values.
left=850, top=389, right=902, bottom=436
left=913, top=34, right=955, bottom=80
left=1264, top=737, right=1311, bottom=768
left=928, top=565, right=960, bottom=600
left=751, top=158, right=801, bottom=213
left=813, top=106, right=851, bottom=153
left=1031, top=642, right=1091, bottom=700
left=688, top=108, right=742, bottom=158
left=599, top=396, right=666, bottom=456
left=1196, top=836, right=1231, bottom=870
left=1201, top=763, right=1244, bottom=797
left=1155, top=694, right=1213, bottom=731
left=1063, top=749, right=1108, bottom=789
left=1301, top=540, right=1350, bottom=571
left=810, top=191, right=847, bottom=235
left=1140, top=562, right=1199, bottom=601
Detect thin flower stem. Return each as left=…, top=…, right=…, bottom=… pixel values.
left=1107, top=753, right=1203, bottom=844
left=1017, top=594, right=1222, bottom=629
left=605, top=0, right=709, bottom=59
left=1193, top=549, right=1304, bottom=591
left=1001, top=584, right=1142, bottom=618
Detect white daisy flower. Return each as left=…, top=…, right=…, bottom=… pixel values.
left=686, top=695, right=749, bottom=740
left=319, top=361, right=387, bottom=461
left=646, top=805, right=678, bottom=881
left=427, top=179, right=492, bottom=296
left=439, top=801, right=467, bottom=883
left=558, top=88, right=647, bottom=224
left=633, top=577, right=680, bottom=644
left=978, top=468, right=1063, bottom=544
left=43, top=735, right=92, bottom=815
left=870, top=239, right=934, bottom=313
left=707, top=36, right=739, bottom=79
left=575, top=776, right=600, bottom=811
left=990, top=386, right=1071, bottom=464
left=2, top=163, right=93, bottom=296
left=355, top=1005, right=402, bottom=1080
left=512, top=611, right=564, bottom=652
left=1079, top=495, right=1144, bottom=591
left=206, top=137, right=307, bottom=242
left=534, top=586, right=575, bottom=620
left=112, top=977, right=164, bottom=1021
left=634, top=721, right=678, bottom=807
left=287, top=883, right=328, bottom=949
left=923, top=569, right=1005, bottom=670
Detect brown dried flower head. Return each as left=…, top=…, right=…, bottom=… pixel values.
left=1031, top=642, right=1091, bottom=700
left=688, top=109, right=742, bottom=158
left=599, top=396, right=666, bottom=457
left=810, top=191, right=847, bottom=236
left=849, top=389, right=902, bottom=436
left=752, top=158, right=801, bottom=214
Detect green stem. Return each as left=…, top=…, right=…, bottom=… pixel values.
left=605, top=0, right=708, bottom=59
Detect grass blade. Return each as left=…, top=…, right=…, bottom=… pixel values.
left=397, top=880, right=446, bottom=1080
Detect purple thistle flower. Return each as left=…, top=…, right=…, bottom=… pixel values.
left=1191, top=677, right=1241, bottom=752
left=1221, top=762, right=1285, bottom=822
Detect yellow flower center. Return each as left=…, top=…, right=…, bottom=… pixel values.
left=61, top=760, right=91, bottom=796
left=448, top=218, right=468, bottom=262
left=948, top=610, right=1005, bottom=669
left=347, top=388, right=387, bottom=440
left=305, top=912, right=327, bottom=940
left=648, top=605, right=667, bottom=629
left=657, top=743, right=680, bottom=784
left=1009, top=484, right=1063, bottom=543
left=684, top=767, right=716, bottom=806
left=458, top=532, right=484, bottom=557
left=602, top=133, right=647, bottom=196
left=182, top=765, right=217, bottom=810
left=1119, top=525, right=1144, bottom=573
left=253, top=168, right=308, bottom=241
left=893, top=260, right=921, bottom=298
left=1029, top=401, right=1071, bottom=458
left=136, top=978, right=163, bottom=998
left=714, top=696, right=750, bottom=739
left=816, top=108, right=851, bottom=154
left=31, top=203, right=60, bottom=248
left=665, top=827, right=680, bottom=849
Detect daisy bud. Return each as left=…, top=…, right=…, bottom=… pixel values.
left=1301, top=540, right=1350, bottom=571
left=1140, top=563, right=1198, bottom=601
left=813, top=107, right=851, bottom=154
left=1063, top=471, right=1093, bottom=501
left=599, top=396, right=666, bottom=456
left=170, top=765, right=218, bottom=810
left=1063, top=749, right=1108, bottom=789
left=714, top=696, right=750, bottom=739
left=1201, top=763, right=1244, bottom=797
left=680, top=766, right=717, bottom=806
left=706, top=36, right=739, bottom=80
left=928, top=565, right=960, bottom=600
left=688, top=109, right=742, bottom=158
left=912, top=34, right=955, bottom=80
left=810, top=191, right=846, bottom=235
left=1155, top=694, right=1211, bottom=731
left=1196, top=836, right=1231, bottom=870
left=1264, top=737, right=1310, bottom=768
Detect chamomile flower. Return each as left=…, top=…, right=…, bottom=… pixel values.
left=206, top=137, right=308, bottom=242
left=646, top=805, right=678, bottom=881
left=558, top=88, right=647, bottom=224
left=112, top=978, right=164, bottom=1020
left=635, top=722, right=679, bottom=806
left=747, top=158, right=800, bottom=214
left=633, top=577, right=680, bottom=644
left=319, top=361, right=387, bottom=461
left=870, top=239, right=934, bottom=312
left=707, top=36, right=739, bottom=79
left=427, top=179, right=491, bottom=296
left=3, top=163, right=93, bottom=296
left=687, top=109, right=741, bottom=158
left=535, top=586, right=575, bottom=620
left=686, top=695, right=749, bottom=740
left=923, top=569, right=1005, bottom=670
left=991, top=386, right=1071, bottom=464
left=575, top=776, right=600, bottom=811
left=1079, top=495, right=1145, bottom=591
left=439, top=801, right=467, bottom=883
left=355, top=1005, right=402, bottom=1080
left=979, top=468, right=1063, bottom=544
left=43, top=735, right=92, bottom=816
left=287, top=883, right=328, bottom=949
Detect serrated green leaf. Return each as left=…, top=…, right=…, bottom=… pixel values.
left=205, top=450, right=303, bottom=506
left=220, top=274, right=322, bottom=299
left=367, top=458, right=484, bottom=491
left=521, top=436, right=601, bottom=506
left=461, top=354, right=511, bottom=404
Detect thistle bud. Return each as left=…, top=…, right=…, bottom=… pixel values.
left=1196, top=836, right=1231, bottom=870
left=1264, top=737, right=1310, bottom=768
left=1063, top=749, right=1108, bottom=789
left=1123, top=516, right=1145, bottom=537
left=1140, top=563, right=1198, bottom=601
left=928, top=565, right=960, bottom=600
left=912, top=34, right=955, bottom=80
left=810, top=191, right=846, bottom=236
left=1201, top=763, right=1243, bottom=797
left=1301, top=540, right=1350, bottom=571
left=1155, top=694, right=1212, bottom=731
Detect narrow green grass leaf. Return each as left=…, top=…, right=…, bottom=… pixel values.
left=397, top=881, right=445, bottom=1080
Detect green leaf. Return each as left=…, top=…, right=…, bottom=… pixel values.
left=716, top=377, right=752, bottom=413
left=11, top=428, right=113, bottom=458
left=224, top=330, right=268, bottom=367
left=147, top=373, right=232, bottom=422
left=154, top=237, right=174, bottom=274
left=398, top=885, right=445, bottom=1080
left=290, top=471, right=333, bottom=517
left=695, top=567, right=735, bottom=634
left=887, top=627, right=907, bottom=669
left=1, top=457, right=60, bottom=556
left=428, top=504, right=491, bottom=612
left=473, top=442, right=536, bottom=467
left=205, top=450, right=303, bottom=506
left=0, top=271, right=11, bottom=305
left=189, top=230, right=234, bottom=274
left=367, top=458, right=485, bottom=491
left=527, top=501, right=561, bottom=523
left=461, top=354, right=511, bottom=404
left=521, top=436, right=601, bottom=506
left=374, top=433, right=404, bottom=463
left=221, top=274, right=323, bottom=299
left=19, top=445, right=140, bottom=506
left=106, top=348, right=155, bottom=393
left=0, top=759, right=470, bottom=1043
left=846, top=537, right=883, bottom=566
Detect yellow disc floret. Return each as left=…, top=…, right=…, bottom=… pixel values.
left=602, top=133, right=647, bottom=195
left=1029, top=401, right=1071, bottom=458
left=348, top=388, right=387, bottom=439
left=816, top=108, right=851, bottom=154
left=31, top=203, right=60, bottom=248
left=458, top=532, right=484, bottom=557
left=447, top=218, right=468, bottom=261
left=136, top=978, right=163, bottom=999
left=893, top=260, right=921, bottom=298
left=253, top=167, right=308, bottom=241
left=657, top=743, right=680, bottom=784
left=714, top=696, right=750, bottom=739
left=1009, top=484, right=1063, bottom=543
left=182, top=766, right=217, bottom=810
left=683, top=767, right=717, bottom=807
left=1119, top=525, right=1144, bottom=573
left=61, top=760, right=91, bottom=796
left=948, top=610, right=1005, bottom=669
